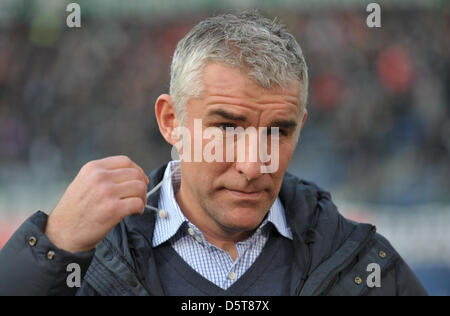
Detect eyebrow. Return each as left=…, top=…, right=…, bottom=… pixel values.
left=207, top=109, right=298, bottom=130
left=267, top=119, right=298, bottom=131
left=207, top=109, right=248, bottom=122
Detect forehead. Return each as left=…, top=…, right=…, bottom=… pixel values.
left=201, top=63, right=300, bottom=102
left=191, top=63, right=301, bottom=120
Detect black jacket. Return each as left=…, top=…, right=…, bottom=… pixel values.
left=0, top=164, right=427, bottom=296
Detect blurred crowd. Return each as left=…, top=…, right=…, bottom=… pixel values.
left=0, top=7, right=449, bottom=208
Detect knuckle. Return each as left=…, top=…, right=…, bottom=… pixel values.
left=82, top=160, right=97, bottom=173
left=130, top=168, right=142, bottom=179
left=118, top=155, right=132, bottom=164
left=98, top=183, right=114, bottom=199
left=102, top=200, right=117, bottom=215
left=121, top=198, right=144, bottom=217
left=135, top=198, right=145, bottom=209
left=129, top=179, right=146, bottom=193
left=137, top=180, right=147, bottom=192
left=91, top=169, right=106, bottom=184
left=131, top=198, right=144, bottom=213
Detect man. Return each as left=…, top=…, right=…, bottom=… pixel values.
left=0, top=11, right=427, bottom=296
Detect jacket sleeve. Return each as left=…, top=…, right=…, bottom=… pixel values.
left=374, top=233, right=428, bottom=296
left=0, top=211, right=95, bottom=296
left=394, top=256, right=428, bottom=296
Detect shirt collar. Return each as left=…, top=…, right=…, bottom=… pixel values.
left=152, top=160, right=293, bottom=247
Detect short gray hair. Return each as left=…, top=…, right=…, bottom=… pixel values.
left=170, top=11, right=308, bottom=124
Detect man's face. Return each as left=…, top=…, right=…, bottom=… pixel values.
left=177, top=63, right=305, bottom=234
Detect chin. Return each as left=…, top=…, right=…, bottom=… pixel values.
left=220, top=207, right=266, bottom=232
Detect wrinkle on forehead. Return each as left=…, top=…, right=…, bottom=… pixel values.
left=199, top=63, right=301, bottom=114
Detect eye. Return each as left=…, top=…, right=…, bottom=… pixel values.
left=267, top=128, right=287, bottom=137
left=216, top=123, right=237, bottom=131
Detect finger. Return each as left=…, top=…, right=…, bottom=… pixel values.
left=96, top=156, right=149, bottom=184
left=95, top=155, right=134, bottom=169
left=130, top=161, right=149, bottom=185
left=108, top=168, right=147, bottom=184
left=117, top=197, right=145, bottom=218
left=114, top=180, right=147, bottom=202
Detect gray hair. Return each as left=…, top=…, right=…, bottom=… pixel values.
left=169, top=11, right=308, bottom=124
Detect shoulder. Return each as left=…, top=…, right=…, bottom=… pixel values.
left=324, top=228, right=428, bottom=296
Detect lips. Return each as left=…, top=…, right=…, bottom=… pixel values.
left=224, top=188, right=263, bottom=199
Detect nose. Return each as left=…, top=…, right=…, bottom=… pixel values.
left=234, top=136, right=265, bottom=181
left=235, top=161, right=264, bottom=182
left=232, top=128, right=270, bottom=181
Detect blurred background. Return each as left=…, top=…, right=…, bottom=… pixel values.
left=0, top=0, right=449, bottom=295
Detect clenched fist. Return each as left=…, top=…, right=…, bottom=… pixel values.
left=45, top=155, right=149, bottom=253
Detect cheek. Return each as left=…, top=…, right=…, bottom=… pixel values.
left=280, top=144, right=295, bottom=168
left=273, top=141, right=295, bottom=171
left=265, top=143, right=295, bottom=190
left=183, top=161, right=227, bottom=192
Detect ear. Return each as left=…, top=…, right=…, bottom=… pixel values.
left=295, top=109, right=308, bottom=141
left=155, top=94, right=179, bottom=146
left=300, top=109, right=308, bottom=130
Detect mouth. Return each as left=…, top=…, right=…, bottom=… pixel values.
left=224, top=188, right=264, bottom=200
